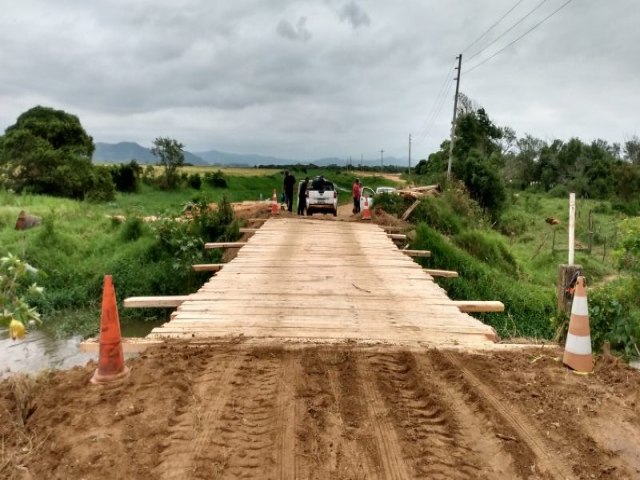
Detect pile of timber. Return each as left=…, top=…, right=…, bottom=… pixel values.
left=396, top=184, right=441, bottom=200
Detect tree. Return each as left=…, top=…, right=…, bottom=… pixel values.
left=0, top=106, right=113, bottom=200
left=624, top=135, right=640, bottom=165
left=151, top=137, right=185, bottom=189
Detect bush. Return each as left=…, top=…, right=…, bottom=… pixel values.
left=120, top=217, right=145, bottom=242
left=110, top=161, right=141, bottom=193
left=204, top=170, right=228, bottom=188
left=548, top=184, right=569, bottom=198
left=498, top=211, right=530, bottom=236
left=85, top=166, right=116, bottom=202
left=410, top=197, right=463, bottom=235
left=588, top=282, right=640, bottom=357
left=188, top=173, right=202, bottom=190
left=372, top=192, right=407, bottom=216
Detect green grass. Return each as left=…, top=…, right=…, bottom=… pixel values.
left=1, top=168, right=402, bottom=338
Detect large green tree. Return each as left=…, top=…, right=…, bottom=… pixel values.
left=0, top=106, right=112, bottom=200
left=151, top=137, right=185, bottom=189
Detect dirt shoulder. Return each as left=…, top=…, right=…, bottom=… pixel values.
left=1, top=343, right=639, bottom=479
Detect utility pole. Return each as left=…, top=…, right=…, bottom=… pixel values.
left=408, top=134, right=412, bottom=178
left=447, top=54, right=462, bottom=180
left=380, top=149, right=384, bottom=170
left=360, top=154, right=363, bottom=168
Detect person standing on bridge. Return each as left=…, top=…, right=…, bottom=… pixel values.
left=297, top=177, right=309, bottom=215
left=352, top=178, right=361, bottom=214
left=283, top=170, right=296, bottom=213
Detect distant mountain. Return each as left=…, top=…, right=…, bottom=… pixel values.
left=94, top=141, right=408, bottom=168
left=194, top=149, right=291, bottom=166
left=94, top=142, right=207, bottom=166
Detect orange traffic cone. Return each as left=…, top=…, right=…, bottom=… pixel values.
left=271, top=189, right=279, bottom=215
left=362, top=196, right=371, bottom=220
left=91, top=275, right=130, bottom=384
left=563, top=276, right=593, bottom=374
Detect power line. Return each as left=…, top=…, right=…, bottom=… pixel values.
left=420, top=77, right=455, bottom=139
left=466, top=0, right=551, bottom=63
left=465, top=0, right=575, bottom=74
left=415, top=61, right=455, bottom=136
left=461, top=0, right=526, bottom=54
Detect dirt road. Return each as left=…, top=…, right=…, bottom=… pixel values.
left=2, top=342, right=639, bottom=479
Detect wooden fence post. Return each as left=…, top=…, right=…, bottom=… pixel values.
left=557, top=264, right=582, bottom=315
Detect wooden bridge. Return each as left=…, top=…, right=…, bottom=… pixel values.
left=127, top=218, right=500, bottom=347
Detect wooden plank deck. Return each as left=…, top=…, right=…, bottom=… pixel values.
left=148, top=218, right=498, bottom=345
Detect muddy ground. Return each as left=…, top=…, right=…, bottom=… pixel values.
left=1, top=343, right=639, bottom=480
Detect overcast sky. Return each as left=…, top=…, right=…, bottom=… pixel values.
left=1, top=0, right=638, bottom=161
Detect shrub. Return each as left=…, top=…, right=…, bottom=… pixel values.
left=588, top=282, right=640, bottom=357
left=372, top=192, right=407, bottom=216
left=120, top=217, right=145, bottom=242
left=410, top=197, right=463, bottom=235
left=110, top=161, right=141, bottom=193
left=85, top=166, right=116, bottom=202
left=548, top=184, right=569, bottom=198
left=188, top=173, right=202, bottom=190
left=204, top=170, right=228, bottom=188
left=498, top=211, right=530, bottom=236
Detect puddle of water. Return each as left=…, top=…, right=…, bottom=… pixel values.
left=0, top=319, right=163, bottom=380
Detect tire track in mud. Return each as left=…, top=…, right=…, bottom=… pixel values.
left=413, top=352, right=530, bottom=479
left=275, top=352, right=299, bottom=480
left=439, top=351, right=575, bottom=480
left=155, top=350, right=245, bottom=480
left=199, top=348, right=284, bottom=479
left=357, top=352, right=412, bottom=480
left=323, top=350, right=382, bottom=480
left=365, top=350, right=483, bottom=480
left=295, top=348, right=339, bottom=479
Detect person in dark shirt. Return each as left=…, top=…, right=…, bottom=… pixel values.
left=297, top=177, right=309, bottom=215
left=283, top=171, right=296, bottom=212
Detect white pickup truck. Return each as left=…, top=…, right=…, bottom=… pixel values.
left=306, top=176, right=338, bottom=216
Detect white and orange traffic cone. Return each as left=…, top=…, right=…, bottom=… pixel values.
left=91, top=275, right=130, bottom=384
left=271, top=189, right=279, bottom=215
left=362, top=196, right=371, bottom=220
left=563, top=276, right=593, bottom=374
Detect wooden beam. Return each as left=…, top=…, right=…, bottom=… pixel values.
left=240, top=228, right=259, bottom=233
left=423, top=268, right=459, bottom=278
left=400, top=249, right=431, bottom=258
left=387, top=233, right=407, bottom=240
left=401, top=199, right=420, bottom=221
left=124, top=296, right=189, bottom=308
left=452, top=301, right=504, bottom=313
left=80, top=337, right=163, bottom=353
left=204, top=242, right=248, bottom=249
left=192, top=263, right=224, bottom=272
left=247, top=218, right=267, bottom=222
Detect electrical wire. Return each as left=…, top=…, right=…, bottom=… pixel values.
left=465, top=0, right=575, bottom=74
left=461, top=0, right=526, bottom=54
left=416, top=62, right=455, bottom=137
left=466, top=0, right=551, bottom=62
